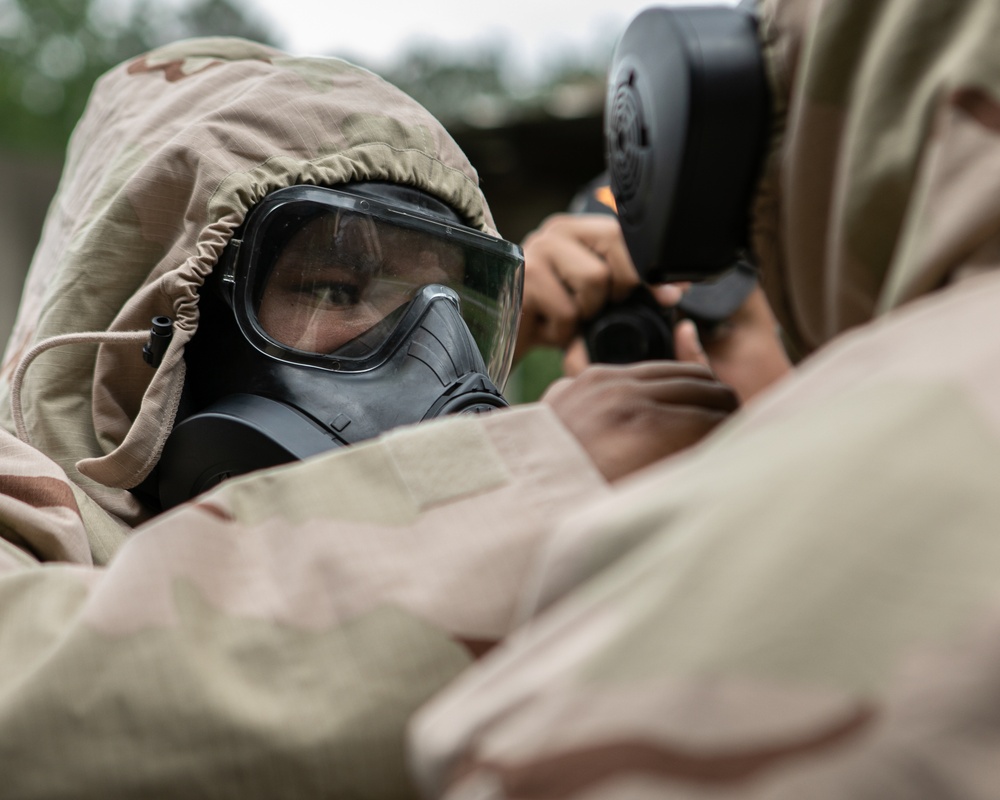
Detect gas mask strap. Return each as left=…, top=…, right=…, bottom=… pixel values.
left=11, top=330, right=149, bottom=445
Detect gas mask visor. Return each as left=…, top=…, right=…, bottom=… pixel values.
left=222, top=184, right=524, bottom=389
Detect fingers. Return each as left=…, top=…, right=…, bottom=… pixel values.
left=551, top=244, right=615, bottom=321
left=516, top=211, right=703, bottom=365
left=673, top=319, right=710, bottom=368
left=539, top=374, right=574, bottom=403
left=562, top=337, right=591, bottom=377
left=584, top=360, right=714, bottom=381
left=574, top=362, right=739, bottom=413
left=560, top=215, right=639, bottom=304
left=521, top=256, right=579, bottom=347
left=520, top=214, right=640, bottom=337
left=541, top=361, right=740, bottom=482
left=560, top=343, right=730, bottom=399
left=537, top=223, right=623, bottom=318
left=649, top=283, right=687, bottom=307
left=643, top=375, right=740, bottom=412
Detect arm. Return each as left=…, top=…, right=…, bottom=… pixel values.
left=0, top=408, right=609, bottom=798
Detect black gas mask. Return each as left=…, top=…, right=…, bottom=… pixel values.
left=148, top=183, right=524, bottom=510
left=605, top=2, right=771, bottom=284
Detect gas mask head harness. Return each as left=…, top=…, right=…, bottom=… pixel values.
left=143, top=182, right=524, bottom=510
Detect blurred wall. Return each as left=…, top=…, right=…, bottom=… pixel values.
left=0, top=152, right=61, bottom=356
left=452, top=113, right=606, bottom=243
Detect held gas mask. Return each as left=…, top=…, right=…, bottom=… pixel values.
left=577, top=3, right=772, bottom=365
left=605, top=1, right=771, bottom=283
left=149, top=183, right=524, bottom=510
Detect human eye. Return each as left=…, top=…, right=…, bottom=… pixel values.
left=284, top=256, right=380, bottom=309
left=303, top=280, right=363, bottom=308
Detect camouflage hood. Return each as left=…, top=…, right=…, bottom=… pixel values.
left=753, top=0, right=1000, bottom=356
left=0, top=37, right=495, bottom=527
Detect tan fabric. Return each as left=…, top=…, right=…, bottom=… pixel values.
left=0, top=401, right=607, bottom=797
left=410, top=1, right=1000, bottom=797
left=755, top=0, right=1000, bottom=355
left=0, top=38, right=612, bottom=797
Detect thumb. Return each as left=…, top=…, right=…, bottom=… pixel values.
left=674, top=319, right=710, bottom=368
left=649, top=282, right=685, bottom=308
left=562, top=337, right=591, bottom=377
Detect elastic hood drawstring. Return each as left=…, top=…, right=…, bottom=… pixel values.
left=11, top=330, right=150, bottom=445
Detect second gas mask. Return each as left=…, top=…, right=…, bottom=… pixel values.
left=151, top=183, right=524, bottom=509
left=605, top=2, right=770, bottom=283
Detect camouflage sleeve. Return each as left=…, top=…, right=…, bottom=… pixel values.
left=408, top=0, right=1000, bottom=793
left=410, top=270, right=1000, bottom=799
left=0, top=404, right=608, bottom=798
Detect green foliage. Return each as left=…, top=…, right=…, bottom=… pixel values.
left=0, top=0, right=277, bottom=156
left=374, top=38, right=612, bottom=128
left=376, top=45, right=513, bottom=127
left=508, top=348, right=564, bottom=404
left=0, top=0, right=615, bottom=157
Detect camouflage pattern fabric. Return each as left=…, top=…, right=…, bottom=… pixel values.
left=0, top=37, right=500, bottom=527
left=0, top=39, right=610, bottom=796
left=410, top=0, right=1000, bottom=796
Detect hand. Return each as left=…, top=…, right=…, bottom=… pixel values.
left=564, top=285, right=790, bottom=403
left=515, top=213, right=639, bottom=363
left=674, top=286, right=792, bottom=403
left=542, top=362, right=739, bottom=482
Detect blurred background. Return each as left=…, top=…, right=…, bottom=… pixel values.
left=0, top=0, right=709, bottom=400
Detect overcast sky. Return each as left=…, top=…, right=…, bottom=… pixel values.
left=241, top=0, right=728, bottom=80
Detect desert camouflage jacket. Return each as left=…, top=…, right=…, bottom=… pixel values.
left=0, top=39, right=608, bottom=797
left=411, top=0, right=1000, bottom=797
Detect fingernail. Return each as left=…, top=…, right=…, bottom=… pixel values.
left=651, top=283, right=683, bottom=306
left=677, top=319, right=705, bottom=354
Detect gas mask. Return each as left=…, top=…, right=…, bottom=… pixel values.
left=149, top=183, right=524, bottom=510
left=605, top=2, right=771, bottom=283
left=571, top=3, right=770, bottom=365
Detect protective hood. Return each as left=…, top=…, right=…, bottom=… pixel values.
left=0, top=37, right=498, bottom=527
left=753, top=0, right=1000, bottom=357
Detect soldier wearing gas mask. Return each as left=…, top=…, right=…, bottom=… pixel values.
left=154, top=181, right=523, bottom=508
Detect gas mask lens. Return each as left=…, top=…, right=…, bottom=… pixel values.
left=257, top=213, right=466, bottom=354
left=235, top=187, right=524, bottom=387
